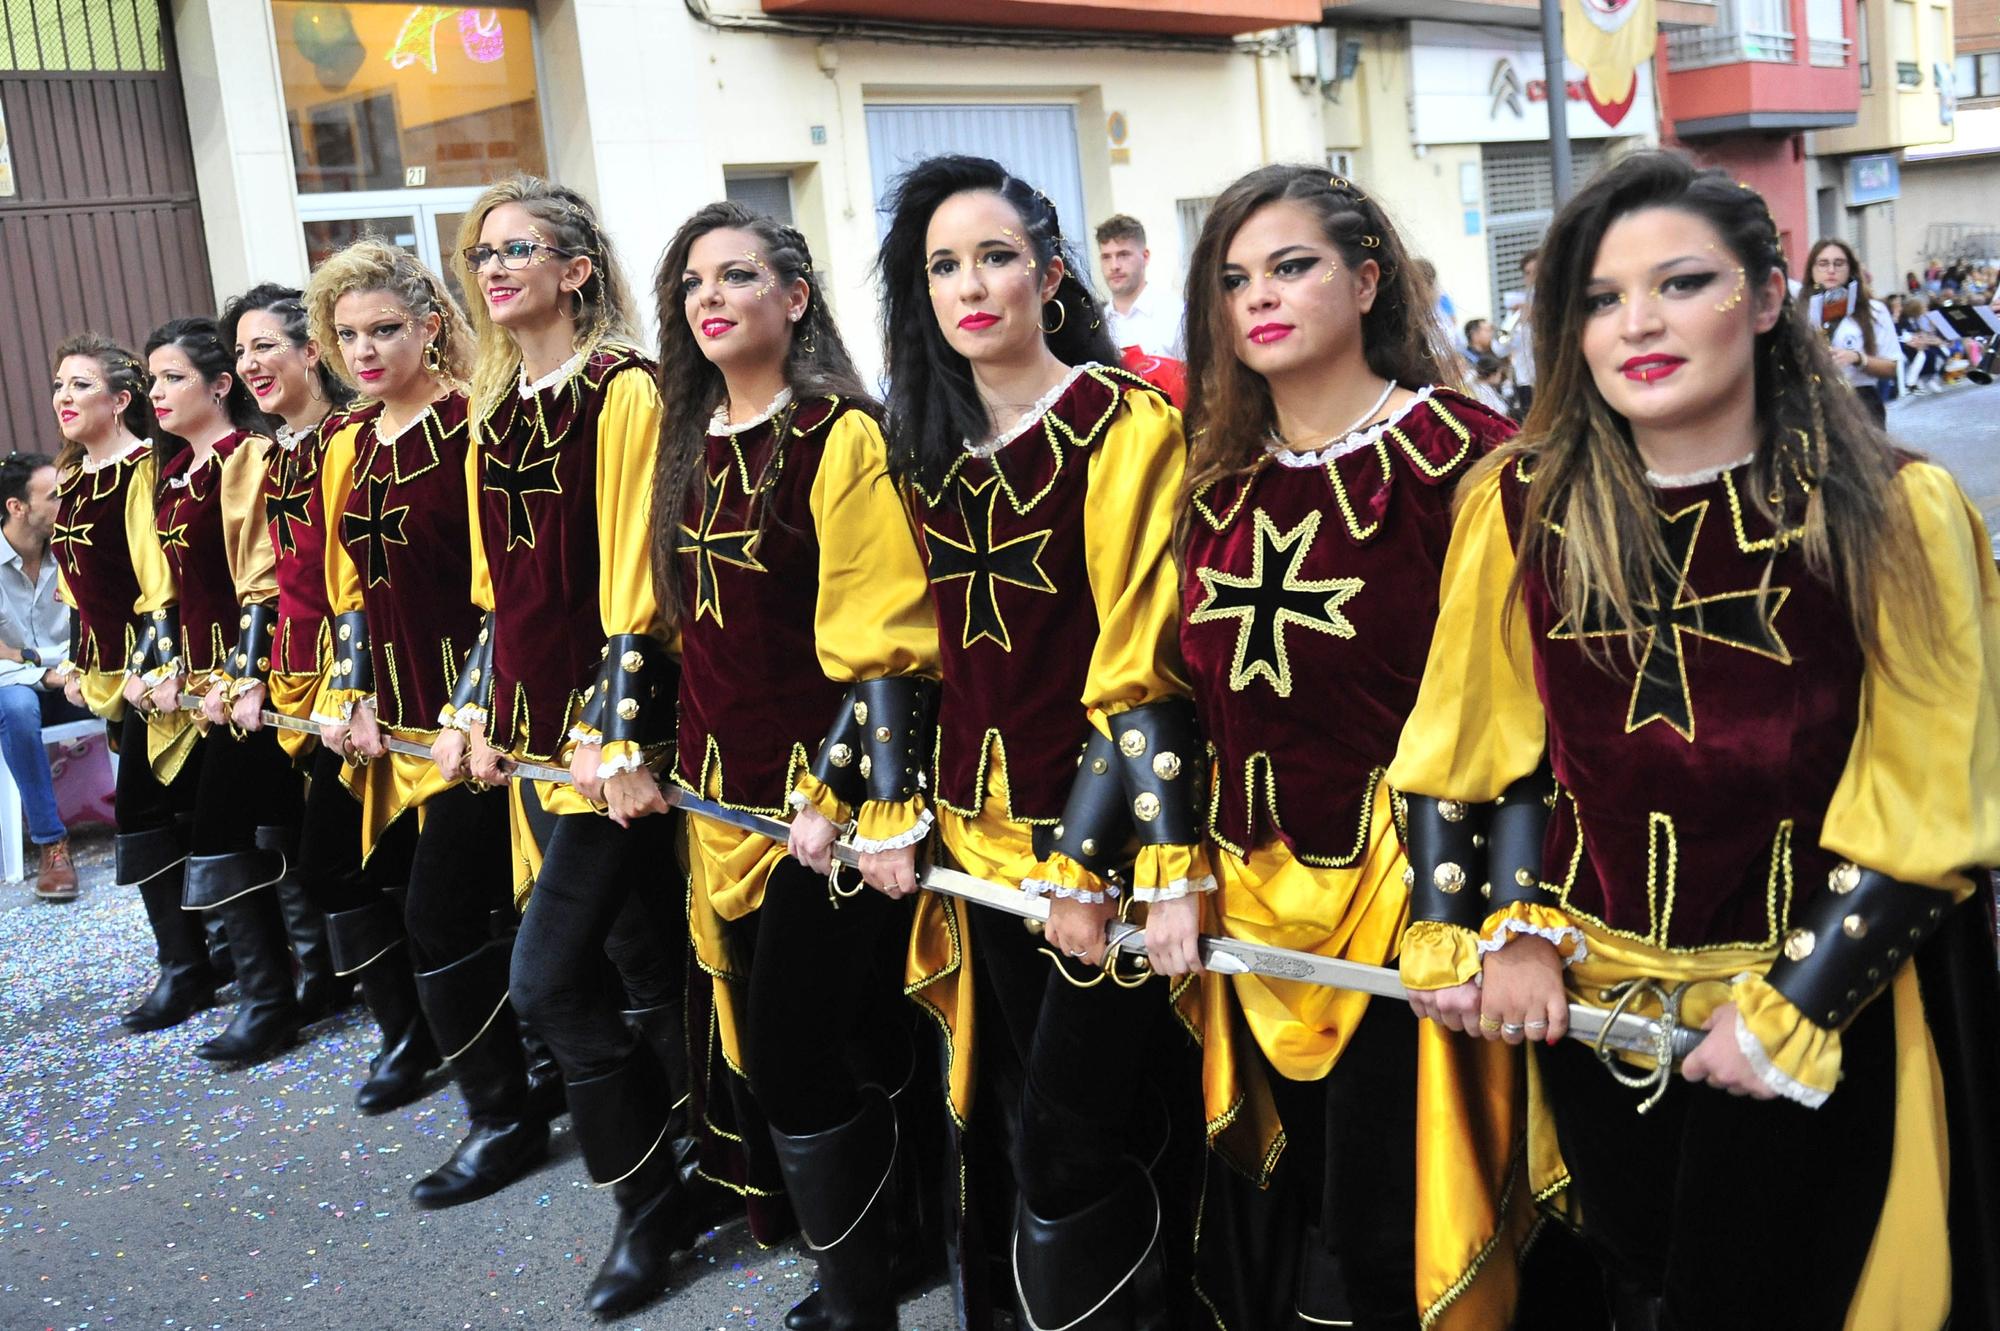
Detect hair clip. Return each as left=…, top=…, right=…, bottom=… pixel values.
left=1359, top=235, right=1380, bottom=249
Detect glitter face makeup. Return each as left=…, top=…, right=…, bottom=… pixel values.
left=998, top=227, right=1036, bottom=271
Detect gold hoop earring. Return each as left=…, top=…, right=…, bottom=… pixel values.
left=1040, top=299, right=1067, bottom=336
left=423, top=340, right=444, bottom=376
left=561, top=288, right=583, bottom=321
left=306, top=373, right=325, bottom=403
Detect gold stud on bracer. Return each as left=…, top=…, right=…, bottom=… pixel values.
left=1829, top=862, right=1861, bottom=895
left=828, top=743, right=852, bottom=768
left=1151, top=752, right=1181, bottom=781
left=1782, top=928, right=1816, bottom=961
left=1439, top=800, right=1465, bottom=823
left=1133, top=793, right=1161, bottom=822
left=1118, top=729, right=1146, bottom=758
left=1434, top=862, right=1465, bottom=894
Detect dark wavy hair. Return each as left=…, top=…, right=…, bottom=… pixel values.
left=875, top=155, right=1120, bottom=493
left=50, top=333, right=152, bottom=475
left=145, top=316, right=268, bottom=505
left=647, top=201, right=871, bottom=633
left=1177, top=164, right=1460, bottom=555
left=220, top=282, right=356, bottom=422
left=1494, top=148, right=1933, bottom=676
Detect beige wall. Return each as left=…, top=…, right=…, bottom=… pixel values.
left=686, top=27, right=1321, bottom=375
left=1814, top=0, right=1957, bottom=155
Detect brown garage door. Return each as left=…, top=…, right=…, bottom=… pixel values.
left=0, top=0, right=213, bottom=457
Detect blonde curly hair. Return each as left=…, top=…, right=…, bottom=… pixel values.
left=304, top=237, right=475, bottom=393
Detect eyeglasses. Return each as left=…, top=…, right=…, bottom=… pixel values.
left=462, top=240, right=567, bottom=272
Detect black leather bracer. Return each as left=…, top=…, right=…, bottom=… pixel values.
left=810, top=676, right=940, bottom=808
left=223, top=603, right=278, bottom=686
left=1767, top=862, right=1953, bottom=1030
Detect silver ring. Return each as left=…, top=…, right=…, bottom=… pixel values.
left=1065, top=948, right=1087, bottom=958
left=1524, top=1019, right=1550, bottom=1031
left=1500, top=1022, right=1525, bottom=1036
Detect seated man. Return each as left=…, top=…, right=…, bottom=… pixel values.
left=0, top=452, right=89, bottom=901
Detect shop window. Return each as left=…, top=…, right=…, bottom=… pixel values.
left=272, top=2, right=546, bottom=195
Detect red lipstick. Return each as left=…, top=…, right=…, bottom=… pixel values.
left=957, top=312, right=1000, bottom=331
left=1620, top=354, right=1686, bottom=383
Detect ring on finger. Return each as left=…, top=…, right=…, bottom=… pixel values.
left=1478, top=1016, right=1503, bottom=1033
left=1524, top=1019, right=1550, bottom=1032
left=1501, top=1022, right=1525, bottom=1036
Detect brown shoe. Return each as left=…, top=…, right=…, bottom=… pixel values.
left=33, top=839, right=77, bottom=902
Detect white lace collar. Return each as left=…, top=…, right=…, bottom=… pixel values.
left=80, top=437, right=146, bottom=473
left=1266, top=384, right=1437, bottom=468
left=519, top=349, right=586, bottom=399
left=963, top=363, right=1096, bottom=459
left=380, top=403, right=435, bottom=446
left=708, top=386, right=794, bottom=437
left=1645, top=450, right=1756, bottom=489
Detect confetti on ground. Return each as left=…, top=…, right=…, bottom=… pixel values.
left=0, top=833, right=953, bottom=1329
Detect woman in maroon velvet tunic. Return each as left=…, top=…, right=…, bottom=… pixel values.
left=218, top=284, right=429, bottom=1112
left=135, top=316, right=311, bottom=1066
left=49, top=334, right=212, bottom=1034
left=1148, top=164, right=1524, bottom=1331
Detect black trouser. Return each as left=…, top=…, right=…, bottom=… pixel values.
left=188, top=726, right=301, bottom=855
left=297, top=745, right=415, bottom=915
left=1537, top=987, right=1897, bottom=1330
left=1263, top=997, right=1420, bottom=1331
left=403, top=783, right=512, bottom=972
left=508, top=810, right=683, bottom=1082
left=744, top=856, right=913, bottom=1136
left=966, top=899, right=1195, bottom=1218
left=114, top=709, right=199, bottom=836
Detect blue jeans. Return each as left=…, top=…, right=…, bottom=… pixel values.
left=0, top=684, right=87, bottom=845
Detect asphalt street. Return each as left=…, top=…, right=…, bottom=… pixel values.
left=1, top=378, right=1995, bottom=1331
left=0, top=836, right=956, bottom=1331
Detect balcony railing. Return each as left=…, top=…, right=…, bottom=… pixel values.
left=1665, top=25, right=1796, bottom=70
left=1808, top=36, right=1851, bottom=67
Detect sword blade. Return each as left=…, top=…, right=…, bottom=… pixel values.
left=175, top=705, right=1692, bottom=1064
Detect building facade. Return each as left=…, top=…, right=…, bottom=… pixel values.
left=0, top=0, right=1338, bottom=419
left=1893, top=0, right=2000, bottom=281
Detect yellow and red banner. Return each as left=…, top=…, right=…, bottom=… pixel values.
left=1563, top=0, right=1656, bottom=128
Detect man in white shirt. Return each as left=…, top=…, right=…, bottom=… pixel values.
left=1499, top=248, right=1539, bottom=416
left=0, top=453, right=86, bottom=901
left=1096, top=214, right=1185, bottom=361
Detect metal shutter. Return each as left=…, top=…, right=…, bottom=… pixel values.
left=724, top=173, right=794, bottom=226
left=1482, top=141, right=1610, bottom=313
left=864, top=104, right=1088, bottom=266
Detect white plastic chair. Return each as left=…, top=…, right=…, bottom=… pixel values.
left=0, top=718, right=110, bottom=881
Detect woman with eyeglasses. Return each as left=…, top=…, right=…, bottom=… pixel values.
left=220, top=283, right=431, bottom=1110
left=306, top=239, right=547, bottom=1211
left=433, top=176, right=696, bottom=1318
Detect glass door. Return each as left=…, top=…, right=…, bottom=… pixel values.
left=297, top=187, right=482, bottom=294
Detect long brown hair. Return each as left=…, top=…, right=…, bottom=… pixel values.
left=1176, top=164, right=1461, bottom=553
left=646, top=202, right=870, bottom=633
left=50, top=333, right=152, bottom=476
left=1497, top=149, right=1932, bottom=676
left=1804, top=236, right=1879, bottom=356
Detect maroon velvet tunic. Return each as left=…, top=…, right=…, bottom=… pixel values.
left=335, top=395, right=479, bottom=735
left=156, top=430, right=261, bottom=676
left=671, top=395, right=853, bottom=813
left=267, top=413, right=352, bottom=675
left=1502, top=457, right=1865, bottom=950
left=54, top=444, right=152, bottom=674
left=476, top=348, right=653, bottom=760
left=910, top=367, right=1158, bottom=822
left=1183, top=388, right=1511, bottom=865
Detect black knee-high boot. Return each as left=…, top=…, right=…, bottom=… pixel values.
left=259, top=824, right=350, bottom=1022
left=770, top=1085, right=901, bottom=1331
left=409, top=938, right=548, bottom=1208
left=1013, top=1154, right=1172, bottom=1331
left=117, top=826, right=215, bottom=1032
left=326, top=891, right=439, bottom=1113
left=185, top=847, right=304, bottom=1064
left=571, top=1042, right=702, bottom=1318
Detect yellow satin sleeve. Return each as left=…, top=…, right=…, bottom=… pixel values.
left=220, top=436, right=279, bottom=606
left=315, top=419, right=370, bottom=720
left=590, top=367, right=667, bottom=776
left=1388, top=467, right=1550, bottom=980
left=797, top=408, right=942, bottom=840
left=1728, top=465, right=1999, bottom=1100
left=463, top=428, right=495, bottom=613
left=1821, top=462, right=2000, bottom=892
left=126, top=453, right=175, bottom=617
left=1386, top=467, right=1546, bottom=803
left=1028, top=390, right=1198, bottom=901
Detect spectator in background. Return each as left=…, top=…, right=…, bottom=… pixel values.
left=1499, top=248, right=1538, bottom=415
left=0, top=452, right=87, bottom=902
left=1095, top=213, right=1185, bottom=360
left=1418, top=259, right=1456, bottom=339
left=1897, top=294, right=1948, bottom=393
left=1461, top=317, right=1495, bottom=366
left=1469, top=353, right=1514, bottom=417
